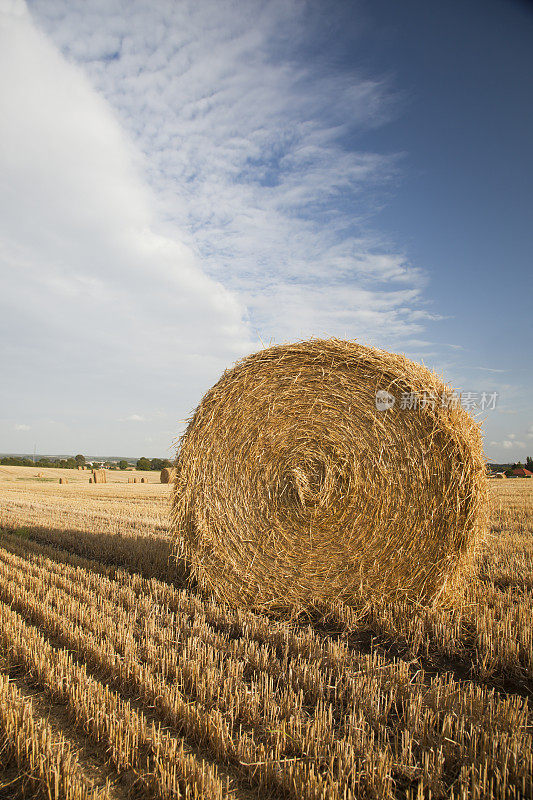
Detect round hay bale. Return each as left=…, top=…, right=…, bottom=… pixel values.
left=59, top=477, right=68, bottom=485
left=140, top=477, right=146, bottom=483
left=160, top=467, right=176, bottom=484
left=172, top=339, right=488, bottom=612
left=92, top=469, right=107, bottom=484
left=89, top=477, right=93, bottom=483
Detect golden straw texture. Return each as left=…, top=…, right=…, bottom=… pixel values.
left=92, top=469, right=106, bottom=484
left=172, top=339, right=488, bottom=612
left=160, top=467, right=176, bottom=484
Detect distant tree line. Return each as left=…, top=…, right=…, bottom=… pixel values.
left=0, top=455, right=82, bottom=469
left=0, top=453, right=173, bottom=471
left=135, top=458, right=173, bottom=471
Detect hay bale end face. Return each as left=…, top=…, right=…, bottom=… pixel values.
left=140, top=477, right=146, bottom=483
left=172, top=338, right=488, bottom=612
left=160, top=467, right=177, bottom=484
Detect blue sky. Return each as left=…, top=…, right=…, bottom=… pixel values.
left=0, top=0, right=531, bottom=460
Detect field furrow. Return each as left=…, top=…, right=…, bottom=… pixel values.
left=0, top=599, right=229, bottom=800
left=0, top=668, right=112, bottom=800
left=0, top=475, right=531, bottom=799
left=0, top=527, right=530, bottom=798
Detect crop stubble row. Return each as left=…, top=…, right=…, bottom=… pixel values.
left=0, top=479, right=530, bottom=799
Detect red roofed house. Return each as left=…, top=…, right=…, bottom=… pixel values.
left=512, top=468, right=533, bottom=477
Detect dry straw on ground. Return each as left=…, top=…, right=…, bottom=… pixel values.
left=160, top=467, right=176, bottom=483
left=172, top=338, right=488, bottom=613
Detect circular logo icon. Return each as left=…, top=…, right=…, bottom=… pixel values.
left=375, top=390, right=395, bottom=411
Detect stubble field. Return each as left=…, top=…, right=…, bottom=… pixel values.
left=0, top=465, right=531, bottom=800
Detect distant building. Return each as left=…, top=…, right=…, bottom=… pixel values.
left=511, top=468, right=533, bottom=477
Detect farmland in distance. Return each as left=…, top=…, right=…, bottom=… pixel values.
left=0, top=465, right=531, bottom=800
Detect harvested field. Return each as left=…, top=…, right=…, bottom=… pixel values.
left=0, top=466, right=531, bottom=799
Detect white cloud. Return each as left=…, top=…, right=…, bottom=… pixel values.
left=490, top=438, right=525, bottom=450
left=2, top=0, right=496, bottom=456
left=14, top=423, right=30, bottom=431
left=0, top=1, right=256, bottom=441
left=26, top=0, right=432, bottom=347
left=527, top=425, right=533, bottom=438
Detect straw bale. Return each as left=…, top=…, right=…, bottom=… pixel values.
left=59, top=477, right=68, bottom=485
left=172, top=339, right=488, bottom=612
left=92, top=469, right=106, bottom=484
left=160, top=467, right=177, bottom=484
left=89, top=477, right=93, bottom=483
left=140, top=477, right=146, bottom=483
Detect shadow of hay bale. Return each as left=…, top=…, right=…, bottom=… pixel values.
left=2, top=523, right=191, bottom=588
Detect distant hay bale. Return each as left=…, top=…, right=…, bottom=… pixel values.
left=89, top=477, right=93, bottom=483
left=92, top=469, right=106, bottom=484
left=140, top=477, right=146, bottom=483
left=77, top=465, right=83, bottom=470
left=127, top=477, right=134, bottom=484
left=172, top=338, right=488, bottom=613
left=59, top=477, right=68, bottom=485
left=160, top=467, right=176, bottom=484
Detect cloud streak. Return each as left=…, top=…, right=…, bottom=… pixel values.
left=0, top=0, right=255, bottom=452
left=1, top=0, right=463, bottom=455
left=29, top=0, right=431, bottom=344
